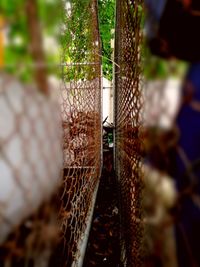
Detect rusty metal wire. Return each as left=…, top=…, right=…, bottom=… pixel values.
left=0, top=1, right=101, bottom=266
left=114, top=1, right=144, bottom=266
left=0, top=3, right=63, bottom=267
left=114, top=2, right=179, bottom=265
left=54, top=0, right=102, bottom=266
left=0, top=73, right=62, bottom=267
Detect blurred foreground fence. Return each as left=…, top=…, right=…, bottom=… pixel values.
left=114, top=0, right=144, bottom=266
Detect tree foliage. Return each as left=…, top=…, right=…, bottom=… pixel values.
left=1, top=0, right=115, bottom=81
left=98, top=0, right=115, bottom=81
left=62, top=0, right=115, bottom=81
left=0, top=0, right=60, bottom=81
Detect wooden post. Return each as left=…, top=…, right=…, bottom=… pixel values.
left=0, top=15, right=4, bottom=69
left=25, top=0, right=48, bottom=94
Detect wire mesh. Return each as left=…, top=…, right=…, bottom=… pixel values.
left=0, top=1, right=63, bottom=266
left=114, top=1, right=200, bottom=266
left=0, top=0, right=101, bottom=266
left=55, top=0, right=102, bottom=266
left=114, top=1, right=144, bottom=266
left=0, top=73, right=62, bottom=267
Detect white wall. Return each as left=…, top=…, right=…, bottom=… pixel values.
left=102, top=77, right=113, bottom=123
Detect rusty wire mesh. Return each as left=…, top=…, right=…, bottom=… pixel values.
left=54, top=0, right=102, bottom=266
left=114, top=0, right=144, bottom=266
left=114, top=2, right=181, bottom=265
left=114, top=1, right=200, bottom=266
left=0, top=74, right=62, bottom=267
left=0, top=1, right=63, bottom=266
left=0, top=0, right=102, bottom=265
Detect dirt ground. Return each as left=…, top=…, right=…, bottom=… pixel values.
left=83, top=149, right=121, bottom=267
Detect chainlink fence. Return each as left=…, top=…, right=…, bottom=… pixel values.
left=114, top=1, right=200, bottom=266
left=114, top=0, right=144, bottom=266
left=1, top=1, right=194, bottom=266
left=0, top=1, right=63, bottom=266
left=52, top=0, right=102, bottom=266
left=0, top=0, right=102, bottom=266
